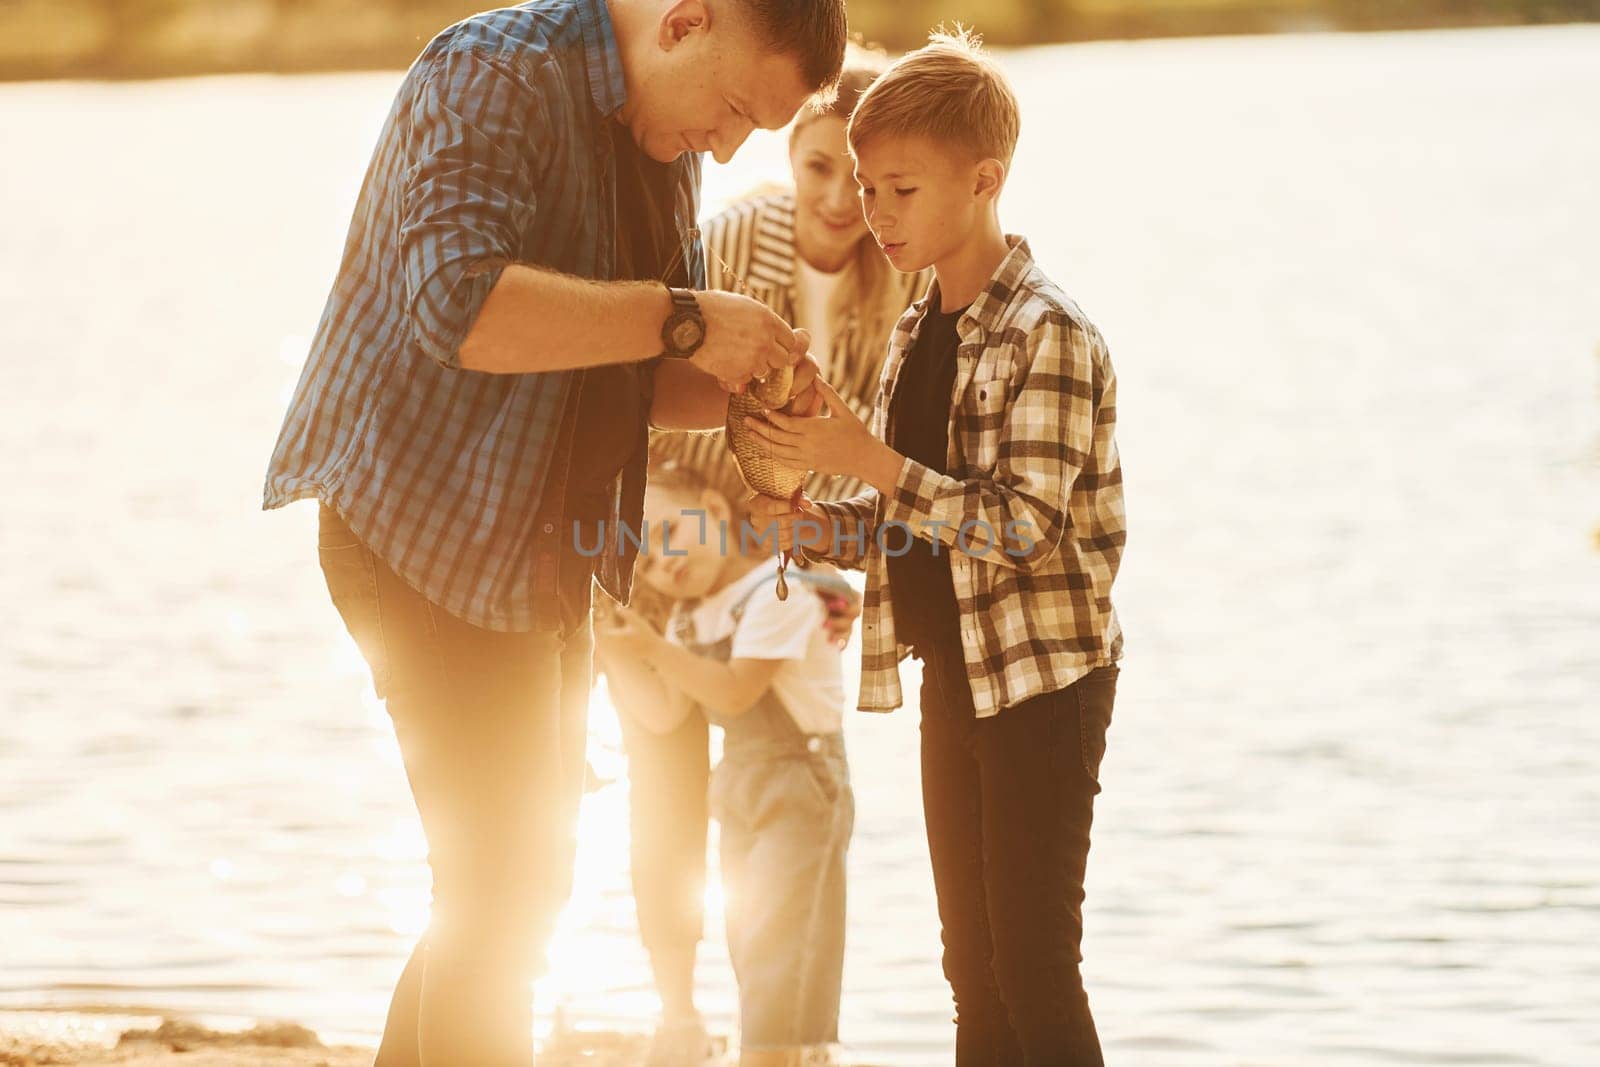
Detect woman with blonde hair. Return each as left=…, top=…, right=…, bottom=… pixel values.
left=607, top=50, right=929, bottom=1067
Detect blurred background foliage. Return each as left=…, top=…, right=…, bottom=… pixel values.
left=3, top=0, right=1597, bottom=79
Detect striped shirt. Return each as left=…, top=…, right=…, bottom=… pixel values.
left=649, top=192, right=927, bottom=505
left=801, top=237, right=1126, bottom=717
left=262, top=0, right=704, bottom=632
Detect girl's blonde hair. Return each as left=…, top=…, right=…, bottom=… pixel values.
left=646, top=458, right=716, bottom=505
left=645, top=458, right=753, bottom=542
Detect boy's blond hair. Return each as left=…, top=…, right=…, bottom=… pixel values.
left=846, top=26, right=1020, bottom=167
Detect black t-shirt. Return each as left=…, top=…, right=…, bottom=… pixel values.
left=886, top=303, right=968, bottom=651
left=565, top=122, right=689, bottom=521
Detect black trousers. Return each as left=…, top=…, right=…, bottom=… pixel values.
left=316, top=505, right=593, bottom=1067
left=917, top=622, right=1118, bottom=1067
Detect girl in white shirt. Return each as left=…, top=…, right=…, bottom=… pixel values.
left=596, top=463, right=854, bottom=1067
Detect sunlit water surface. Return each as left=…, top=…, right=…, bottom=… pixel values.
left=2, top=25, right=1598, bottom=1066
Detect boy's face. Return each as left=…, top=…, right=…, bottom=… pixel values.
left=619, top=0, right=814, bottom=164
left=852, top=135, right=990, bottom=272
left=637, top=484, right=735, bottom=601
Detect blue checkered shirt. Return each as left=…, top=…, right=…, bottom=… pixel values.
left=263, top=0, right=705, bottom=631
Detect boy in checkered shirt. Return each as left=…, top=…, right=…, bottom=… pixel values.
left=746, top=27, right=1125, bottom=1065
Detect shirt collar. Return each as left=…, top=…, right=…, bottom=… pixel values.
left=577, top=0, right=627, bottom=116
left=913, top=235, right=1035, bottom=335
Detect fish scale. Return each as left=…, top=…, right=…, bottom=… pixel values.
left=725, top=364, right=808, bottom=600
left=700, top=234, right=812, bottom=602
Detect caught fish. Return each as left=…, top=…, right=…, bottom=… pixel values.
left=698, top=235, right=811, bottom=601
left=726, top=364, right=808, bottom=600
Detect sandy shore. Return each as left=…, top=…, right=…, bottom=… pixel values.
left=0, top=1017, right=366, bottom=1067
left=0, top=1015, right=740, bottom=1067
left=0, top=1014, right=891, bottom=1066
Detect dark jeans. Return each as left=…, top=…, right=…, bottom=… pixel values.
left=316, top=505, right=593, bottom=1067
left=917, top=624, right=1118, bottom=1067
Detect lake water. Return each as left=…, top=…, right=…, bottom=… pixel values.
left=2, top=24, right=1598, bottom=1066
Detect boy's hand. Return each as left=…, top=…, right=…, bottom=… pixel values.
left=747, top=492, right=825, bottom=554
left=781, top=352, right=826, bottom=417
left=745, top=376, right=879, bottom=479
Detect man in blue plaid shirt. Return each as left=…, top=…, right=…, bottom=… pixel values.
left=263, top=1, right=846, bottom=1063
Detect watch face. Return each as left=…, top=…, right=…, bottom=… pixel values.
left=670, top=317, right=703, bottom=351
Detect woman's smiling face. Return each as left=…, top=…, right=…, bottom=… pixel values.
left=790, top=115, right=869, bottom=271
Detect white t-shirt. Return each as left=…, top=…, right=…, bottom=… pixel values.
left=794, top=258, right=847, bottom=382
left=673, top=561, right=846, bottom=736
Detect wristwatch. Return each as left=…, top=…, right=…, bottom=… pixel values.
left=659, top=286, right=706, bottom=359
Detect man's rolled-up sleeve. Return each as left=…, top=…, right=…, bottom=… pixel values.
left=399, top=51, right=548, bottom=369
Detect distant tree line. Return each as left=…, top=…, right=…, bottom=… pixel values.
left=3, top=0, right=1596, bottom=80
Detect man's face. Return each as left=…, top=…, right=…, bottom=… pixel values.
left=853, top=135, right=985, bottom=273
left=619, top=0, right=814, bottom=164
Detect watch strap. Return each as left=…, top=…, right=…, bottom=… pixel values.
left=660, top=286, right=705, bottom=359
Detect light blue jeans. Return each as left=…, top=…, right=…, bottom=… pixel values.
left=711, top=729, right=853, bottom=1049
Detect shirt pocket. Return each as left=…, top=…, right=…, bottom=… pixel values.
left=958, top=375, right=1012, bottom=473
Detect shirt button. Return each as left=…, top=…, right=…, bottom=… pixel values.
left=543, top=522, right=555, bottom=534
left=806, top=736, right=822, bottom=753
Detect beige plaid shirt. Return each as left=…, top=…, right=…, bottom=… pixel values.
left=801, top=237, right=1125, bottom=717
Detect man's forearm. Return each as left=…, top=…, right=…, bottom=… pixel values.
left=651, top=358, right=732, bottom=431
left=458, top=265, right=670, bottom=374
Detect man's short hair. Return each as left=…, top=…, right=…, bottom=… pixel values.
left=847, top=26, right=1020, bottom=167
left=738, top=0, right=849, bottom=102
